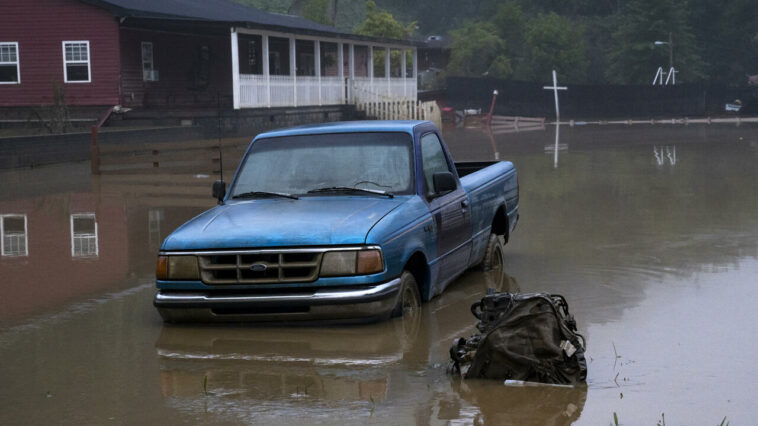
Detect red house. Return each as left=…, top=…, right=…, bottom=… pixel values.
left=0, top=0, right=418, bottom=111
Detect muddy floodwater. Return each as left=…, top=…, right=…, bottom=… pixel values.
left=1, top=124, right=757, bottom=425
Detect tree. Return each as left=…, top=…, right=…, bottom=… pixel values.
left=521, top=12, right=589, bottom=83
left=448, top=21, right=512, bottom=79
left=354, top=1, right=415, bottom=39
left=302, top=0, right=334, bottom=25
left=607, top=0, right=706, bottom=84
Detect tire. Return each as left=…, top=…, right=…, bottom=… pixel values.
left=391, top=271, right=421, bottom=318
left=481, top=233, right=505, bottom=272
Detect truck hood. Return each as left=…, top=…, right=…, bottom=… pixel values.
left=162, top=196, right=407, bottom=250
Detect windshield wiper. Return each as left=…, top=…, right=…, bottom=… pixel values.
left=232, top=191, right=299, bottom=200
left=307, top=186, right=394, bottom=198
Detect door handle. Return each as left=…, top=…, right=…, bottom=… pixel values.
left=461, top=200, right=469, bottom=209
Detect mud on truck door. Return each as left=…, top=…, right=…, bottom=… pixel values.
left=420, top=132, right=472, bottom=287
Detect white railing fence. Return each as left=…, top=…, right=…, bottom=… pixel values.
left=355, top=100, right=441, bottom=128
left=239, top=74, right=417, bottom=109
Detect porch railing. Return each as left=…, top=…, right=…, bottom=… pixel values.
left=238, top=74, right=417, bottom=108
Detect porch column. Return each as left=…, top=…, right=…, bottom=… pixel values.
left=290, top=37, right=297, bottom=106
left=368, top=46, right=374, bottom=102
left=262, top=34, right=270, bottom=108
left=413, top=48, right=418, bottom=102
left=230, top=28, right=240, bottom=110
left=337, top=42, right=344, bottom=103
left=401, top=48, right=407, bottom=99
left=348, top=43, right=355, bottom=104
left=349, top=44, right=355, bottom=79
left=385, top=46, right=390, bottom=99
left=315, top=40, right=321, bottom=106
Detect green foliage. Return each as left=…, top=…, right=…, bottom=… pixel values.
left=303, top=0, right=333, bottom=25
left=448, top=21, right=512, bottom=79
left=607, top=0, right=705, bottom=84
left=229, top=0, right=755, bottom=85
left=522, top=12, right=588, bottom=82
left=354, top=1, right=415, bottom=39
left=233, top=0, right=291, bottom=13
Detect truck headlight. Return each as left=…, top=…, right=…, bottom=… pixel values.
left=156, top=255, right=200, bottom=280
left=320, top=249, right=383, bottom=277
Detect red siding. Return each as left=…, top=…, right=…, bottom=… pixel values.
left=119, top=28, right=233, bottom=108
left=0, top=0, right=120, bottom=107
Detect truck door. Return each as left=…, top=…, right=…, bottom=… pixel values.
left=420, top=132, right=472, bottom=288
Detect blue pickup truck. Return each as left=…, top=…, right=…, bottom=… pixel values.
left=154, top=121, right=518, bottom=323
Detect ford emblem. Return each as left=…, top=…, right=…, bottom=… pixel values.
left=250, top=263, right=267, bottom=272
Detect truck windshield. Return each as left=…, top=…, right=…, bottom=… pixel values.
left=231, top=132, right=414, bottom=197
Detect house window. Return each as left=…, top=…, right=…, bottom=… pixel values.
left=141, top=42, right=158, bottom=81
left=0, top=42, right=20, bottom=84
left=1, top=215, right=28, bottom=257
left=70, top=213, right=98, bottom=257
left=63, top=41, right=91, bottom=83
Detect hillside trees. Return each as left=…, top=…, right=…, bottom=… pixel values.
left=607, top=0, right=705, bottom=83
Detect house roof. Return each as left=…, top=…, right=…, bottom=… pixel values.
left=81, top=0, right=416, bottom=46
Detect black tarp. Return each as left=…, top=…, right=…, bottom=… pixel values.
left=446, top=77, right=753, bottom=119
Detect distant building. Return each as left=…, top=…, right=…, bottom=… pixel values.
left=0, top=0, right=418, bottom=110
left=417, top=35, right=450, bottom=91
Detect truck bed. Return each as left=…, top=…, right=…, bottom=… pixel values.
left=454, top=161, right=500, bottom=178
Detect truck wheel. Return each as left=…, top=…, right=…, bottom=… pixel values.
left=391, top=271, right=421, bottom=318
left=481, top=233, right=505, bottom=272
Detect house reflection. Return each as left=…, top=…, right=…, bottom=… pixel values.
left=0, top=169, right=214, bottom=324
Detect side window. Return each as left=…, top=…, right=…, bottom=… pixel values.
left=63, top=41, right=91, bottom=83
left=141, top=42, right=158, bottom=81
left=421, top=132, right=452, bottom=193
left=0, top=42, right=20, bottom=84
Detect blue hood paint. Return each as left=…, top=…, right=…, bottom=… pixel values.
left=162, top=196, right=408, bottom=250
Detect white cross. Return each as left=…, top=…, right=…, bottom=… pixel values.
left=543, top=70, right=567, bottom=122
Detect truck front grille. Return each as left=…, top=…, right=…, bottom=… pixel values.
left=198, top=251, right=323, bottom=285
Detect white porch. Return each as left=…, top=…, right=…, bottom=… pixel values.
left=230, top=28, right=418, bottom=109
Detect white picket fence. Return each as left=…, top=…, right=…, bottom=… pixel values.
left=355, top=100, right=441, bottom=127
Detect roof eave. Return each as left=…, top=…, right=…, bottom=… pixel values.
left=79, top=0, right=417, bottom=47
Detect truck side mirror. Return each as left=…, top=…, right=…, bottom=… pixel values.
left=212, top=180, right=226, bottom=202
left=432, top=171, right=456, bottom=195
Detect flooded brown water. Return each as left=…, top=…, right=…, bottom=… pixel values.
left=1, top=124, right=757, bottom=425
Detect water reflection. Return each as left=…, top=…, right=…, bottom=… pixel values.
left=1, top=126, right=758, bottom=424
left=151, top=267, right=551, bottom=423
left=653, top=145, right=677, bottom=166
left=544, top=123, right=568, bottom=168
left=448, top=379, right=587, bottom=425
left=1, top=214, right=28, bottom=257
left=0, top=165, right=214, bottom=324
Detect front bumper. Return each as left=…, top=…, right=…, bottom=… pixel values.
left=154, top=277, right=401, bottom=323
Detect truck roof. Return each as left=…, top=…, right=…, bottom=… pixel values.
left=254, top=120, right=432, bottom=139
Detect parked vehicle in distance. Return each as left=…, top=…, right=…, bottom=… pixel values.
left=154, top=121, right=518, bottom=323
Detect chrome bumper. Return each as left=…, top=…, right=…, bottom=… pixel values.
left=154, top=278, right=401, bottom=323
